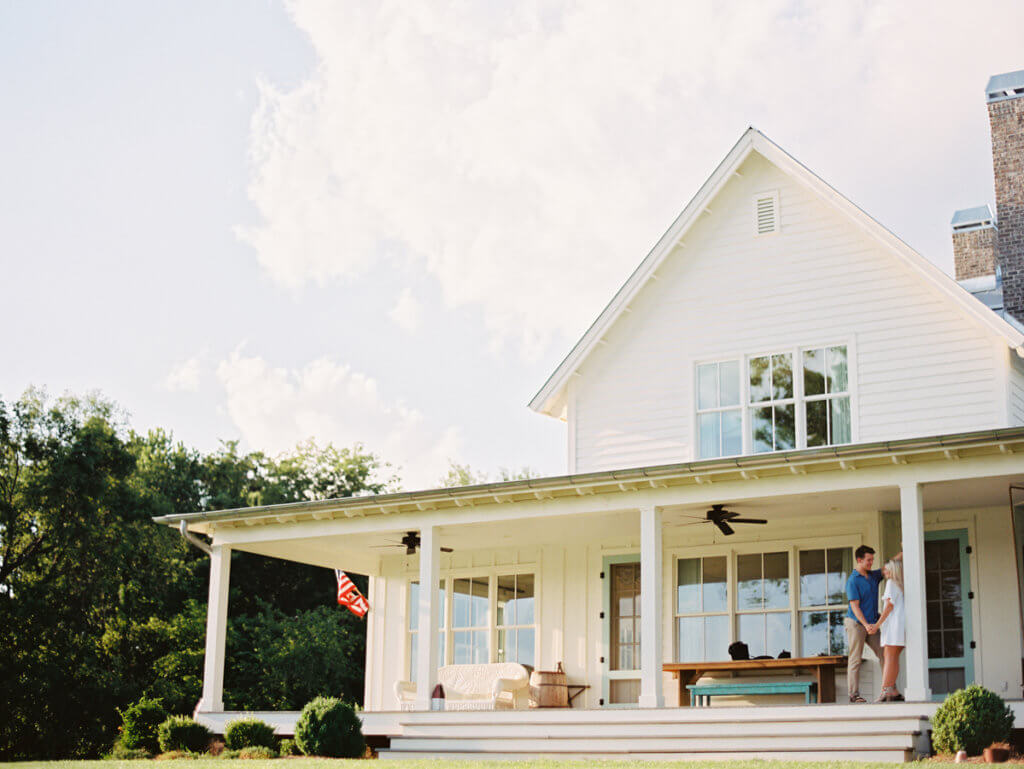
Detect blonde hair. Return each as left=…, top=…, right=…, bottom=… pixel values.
left=885, top=559, right=903, bottom=591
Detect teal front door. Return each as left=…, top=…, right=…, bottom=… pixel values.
left=924, top=530, right=974, bottom=696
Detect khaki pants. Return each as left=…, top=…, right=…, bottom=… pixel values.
left=844, top=617, right=883, bottom=698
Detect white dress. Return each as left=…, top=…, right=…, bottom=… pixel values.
left=880, top=580, right=906, bottom=647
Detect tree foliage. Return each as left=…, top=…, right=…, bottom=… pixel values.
left=0, top=389, right=389, bottom=760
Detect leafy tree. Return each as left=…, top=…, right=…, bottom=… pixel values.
left=0, top=389, right=391, bottom=760
left=440, top=460, right=540, bottom=488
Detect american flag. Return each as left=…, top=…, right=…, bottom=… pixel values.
left=335, top=569, right=369, bottom=618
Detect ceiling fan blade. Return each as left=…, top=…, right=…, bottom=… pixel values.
left=441, top=546, right=454, bottom=553
left=729, top=518, right=767, bottom=525
left=714, top=520, right=734, bottom=536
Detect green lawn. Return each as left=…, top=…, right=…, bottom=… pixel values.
left=0, top=761, right=951, bottom=769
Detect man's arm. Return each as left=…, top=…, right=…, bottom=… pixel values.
left=849, top=599, right=875, bottom=632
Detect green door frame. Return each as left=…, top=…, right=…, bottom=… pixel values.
left=601, top=553, right=641, bottom=708
left=924, top=528, right=974, bottom=698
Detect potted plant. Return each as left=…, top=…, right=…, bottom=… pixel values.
left=984, top=742, right=1011, bottom=763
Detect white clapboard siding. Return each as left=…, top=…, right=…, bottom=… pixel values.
left=573, top=151, right=1002, bottom=472
left=1011, top=353, right=1024, bottom=426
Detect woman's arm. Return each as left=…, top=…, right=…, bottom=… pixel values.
left=876, top=597, right=894, bottom=628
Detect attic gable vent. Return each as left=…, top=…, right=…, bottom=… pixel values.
left=754, top=191, right=779, bottom=235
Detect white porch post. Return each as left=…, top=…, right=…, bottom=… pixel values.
left=900, top=483, right=932, bottom=702
left=414, top=524, right=441, bottom=711
left=197, top=544, right=230, bottom=712
left=639, top=505, right=664, bottom=708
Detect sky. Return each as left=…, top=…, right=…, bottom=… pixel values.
left=2, top=0, right=1023, bottom=490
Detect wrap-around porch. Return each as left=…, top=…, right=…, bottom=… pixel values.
left=161, top=428, right=1024, bottom=761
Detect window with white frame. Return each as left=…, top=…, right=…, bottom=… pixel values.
left=497, top=573, right=535, bottom=667
left=408, top=573, right=537, bottom=677
left=736, top=552, right=790, bottom=657
left=798, top=547, right=852, bottom=656
left=748, top=353, right=796, bottom=452
left=408, top=580, right=445, bottom=683
left=674, top=545, right=854, bottom=662
left=802, top=346, right=851, bottom=447
left=675, top=555, right=730, bottom=661
left=696, top=360, right=742, bottom=458
left=694, top=344, right=852, bottom=457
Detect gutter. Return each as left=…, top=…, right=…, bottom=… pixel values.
left=152, top=425, right=1024, bottom=529
left=179, top=520, right=212, bottom=555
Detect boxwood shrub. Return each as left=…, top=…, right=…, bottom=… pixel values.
left=294, top=696, right=364, bottom=758
left=158, top=715, right=213, bottom=753
left=278, top=738, right=300, bottom=756
left=238, top=745, right=277, bottom=759
left=932, top=685, right=1014, bottom=755
left=224, top=718, right=277, bottom=750
left=118, top=697, right=168, bottom=754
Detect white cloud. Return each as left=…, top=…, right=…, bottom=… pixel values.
left=215, top=349, right=461, bottom=489
left=239, top=0, right=1024, bottom=358
left=163, top=357, right=203, bottom=393
left=389, top=286, right=421, bottom=332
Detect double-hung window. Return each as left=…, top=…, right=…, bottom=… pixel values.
left=496, top=573, right=535, bottom=667
left=798, top=547, right=852, bottom=656
left=408, top=580, right=445, bottom=682
left=736, top=552, right=790, bottom=657
left=675, top=556, right=730, bottom=661
left=802, top=346, right=851, bottom=447
left=452, top=577, right=489, bottom=664
left=748, top=353, right=796, bottom=452
left=696, top=361, right=742, bottom=458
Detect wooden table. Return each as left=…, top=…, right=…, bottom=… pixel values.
left=663, top=656, right=846, bottom=706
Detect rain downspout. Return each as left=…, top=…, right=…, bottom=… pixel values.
left=179, top=520, right=212, bottom=555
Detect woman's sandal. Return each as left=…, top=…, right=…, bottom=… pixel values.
left=875, top=686, right=901, bottom=702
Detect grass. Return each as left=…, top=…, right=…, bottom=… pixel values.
left=0, top=761, right=957, bottom=769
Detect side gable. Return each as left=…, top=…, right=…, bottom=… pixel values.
left=529, top=128, right=1024, bottom=419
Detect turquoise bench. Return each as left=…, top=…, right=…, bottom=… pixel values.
left=686, top=680, right=817, bottom=706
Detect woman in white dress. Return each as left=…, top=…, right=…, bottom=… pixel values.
left=874, top=559, right=906, bottom=702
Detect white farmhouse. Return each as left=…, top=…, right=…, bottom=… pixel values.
left=157, top=68, right=1024, bottom=761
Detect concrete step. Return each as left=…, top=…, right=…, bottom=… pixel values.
left=385, top=733, right=919, bottom=753
left=379, top=749, right=914, bottom=762
left=397, top=717, right=925, bottom=739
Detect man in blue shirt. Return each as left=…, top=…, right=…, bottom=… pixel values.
left=844, top=545, right=884, bottom=702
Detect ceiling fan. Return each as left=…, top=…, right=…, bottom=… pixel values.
left=678, top=504, right=768, bottom=536
left=374, top=531, right=454, bottom=555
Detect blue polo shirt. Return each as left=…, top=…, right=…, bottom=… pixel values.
left=846, top=569, right=883, bottom=623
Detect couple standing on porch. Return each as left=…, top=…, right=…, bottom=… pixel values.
left=845, top=545, right=906, bottom=703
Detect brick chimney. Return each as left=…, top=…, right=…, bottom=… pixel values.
left=987, top=69, right=1024, bottom=321
left=951, top=205, right=997, bottom=281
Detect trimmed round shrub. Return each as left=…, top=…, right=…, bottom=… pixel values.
left=159, top=715, right=213, bottom=753
left=224, top=718, right=277, bottom=750
left=932, top=685, right=1014, bottom=755
left=294, top=696, right=364, bottom=758
left=277, top=738, right=299, bottom=756
left=119, top=697, right=168, bottom=754
left=109, top=740, right=153, bottom=760
left=238, top=746, right=277, bottom=759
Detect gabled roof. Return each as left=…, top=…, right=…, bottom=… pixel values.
left=529, top=127, right=1024, bottom=419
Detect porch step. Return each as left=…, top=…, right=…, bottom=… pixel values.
left=380, top=749, right=915, bottom=762
left=376, top=706, right=929, bottom=762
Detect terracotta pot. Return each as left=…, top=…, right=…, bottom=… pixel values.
left=984, top=747, right=1010, bottom=763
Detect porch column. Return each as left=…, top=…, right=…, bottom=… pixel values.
left=414, top=524, right=441, bottom=711
left=900, top=483, right=932, bottom=702
left=639, top=505, right=664, bottom=708
left=197, top=544, right=230, bottom=712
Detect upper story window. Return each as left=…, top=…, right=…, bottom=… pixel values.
left=696, top=360, right=741, bottom=458
left=696, top=344, right=851, bottom=458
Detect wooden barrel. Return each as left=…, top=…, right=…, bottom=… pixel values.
left=530, top=665, right=569, bottom=708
